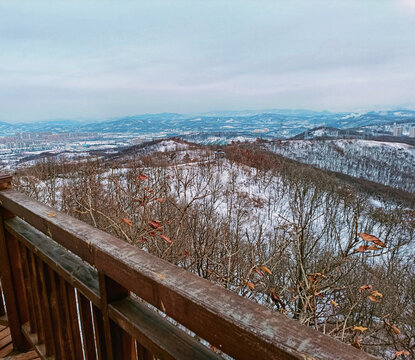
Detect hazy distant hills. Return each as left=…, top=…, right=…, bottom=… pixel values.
left=1, top=109, right=414, bottom=138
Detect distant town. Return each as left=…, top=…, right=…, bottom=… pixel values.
left=0, top=124, right=413, bottom=171
left=0, top=131, right=155, bottom=169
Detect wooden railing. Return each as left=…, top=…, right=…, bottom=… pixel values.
left=0, top=174, right=377, bottom=360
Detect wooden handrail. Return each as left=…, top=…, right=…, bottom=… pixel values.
left=0, top=175, right=378, bottom=360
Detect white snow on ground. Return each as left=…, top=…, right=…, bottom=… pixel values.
left=14, top=139, right=412, bottom=258
left=145, top=139, right=190, bottom=152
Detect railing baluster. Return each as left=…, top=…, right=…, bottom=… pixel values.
left=27, top=251, right=46, bottom=347
left=36, top=258, right=56, bottom=356
left=136, top=342, right=153, bottom=360
left=0, top=174, right=30, bottom=350
left=3, top=232, right=29, bottom=329
left=66, top=282, right=84, bottom=359
left=46, top=267, right=69, bottom=360
left=50, top=271, right=74, bottom=359
left=18, top=243, right=38, bottom=334
left=78, top=292, right=98, bottom=360
left=98, top=272, right=134, bottom=360
left=92, top=305, right=107, bottom=360
left=58, top=277, right=77, bottom=358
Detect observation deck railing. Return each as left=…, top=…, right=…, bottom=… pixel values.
left=0, top=174, right=376, bottom=359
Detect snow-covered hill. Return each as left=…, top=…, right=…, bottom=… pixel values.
left=267, top=139, right=415, bottom=192
left=13, top=139, right=415, bottom=358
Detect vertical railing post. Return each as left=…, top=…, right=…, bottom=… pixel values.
left=98, top=271, right=134, bottom=360
left=0, top=174, right=30, bottom=350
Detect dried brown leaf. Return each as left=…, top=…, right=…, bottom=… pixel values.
left=160, top=234, right=172, bottom=244
left=358, top=232, right=379, bottom=242
left=371, top=290, right=383, bottom=298
left=259, top=265, right=272, bottom=275
left=122, top=218, right=132, bottom=226
left=254, top=267, right=265, bottom=277
left=246, top=282, right=255, bottom=290
left=385, top=321, right=401, bottom=335
left=149, top=220, right=162, bottom=229
left=368, top=295, right=380, bottom=303
left=355, top=245, right=370, bottom=252
left=359, top=285, right=372, bottom=293
left=395, top=350, right=410, bottom=357
left=353, top=326, right=368, bottom=332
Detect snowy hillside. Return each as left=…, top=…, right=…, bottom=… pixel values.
left=12, top=139, right=415, bottom=358
left=267, top=139, right=415, bottom=193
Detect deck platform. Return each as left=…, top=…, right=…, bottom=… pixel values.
left=0, top=326, right=39, bottom=360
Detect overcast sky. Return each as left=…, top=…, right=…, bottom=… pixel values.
left=1, top=0, right=415, bottom=122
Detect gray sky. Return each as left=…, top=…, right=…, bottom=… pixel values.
left=1, top=0, right=415, bottom=122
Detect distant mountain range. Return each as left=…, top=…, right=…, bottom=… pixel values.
left=1, top=109, right=414, bottom=138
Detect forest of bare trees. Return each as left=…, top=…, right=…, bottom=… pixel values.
left=268, top=139, right=415, bottom=193
left=12, top=140, right=415, bottom=359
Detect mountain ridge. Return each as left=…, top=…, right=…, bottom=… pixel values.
left=1, top=109, right=414, bottom=138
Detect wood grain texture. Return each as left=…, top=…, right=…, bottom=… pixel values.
left=109, top=297, right=221, bottom=360
left=0, top=325, right=40, bottom=359
left=45, top=268, right=68, bottom=360
left=98, top=272, right=129, bottom=360
left=34, top=259, right=55, bottom=357
left=0, top=210, right=29, bottom=350
left=27, top=252, right=45, bottom=347
left=77, top=293, right=97, bottom=360
left=65, top=283, right=84, bottom=360
left=92, top=305, right=107, bottom=360
left=18, top=244, right=37, bottom=334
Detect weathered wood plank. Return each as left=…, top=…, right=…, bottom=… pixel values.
left=77, top=293, right=97, bottom=360
left=49, top=271, right=72, bottom=360
left=0, top=209, right=30, bottom=350
left=58, top=277, right=77, bottom=359
left=4, top=233, right=28, bottom=328
left=0, top=329, right=11, bottom=348
left=18, top=244, right=38, bottom=335
left=33, top=258, right=55, bottom=357
left=45, top=268, right=68, bottom=360
left=98, top=272, right=130, bottom=360
left=21, top=322, right=53, bottom=360
left=5, top=217, right=100, bottom=307
left=92, top=305, right=107, bottom=360
left=2, top=349, right=40, bottom=359
left=136, top=342, right=153, bottom=360
left=0, top=327, right=11, bottom=341
left=0, top=190, right=378, bottom=360
left=65, top=284, right=84, bottom=360
left=0, top=343, right=14, bottom=357
left=109, top=297, right=221, bottom=360
left=26, top=252, right=45, bottom=347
